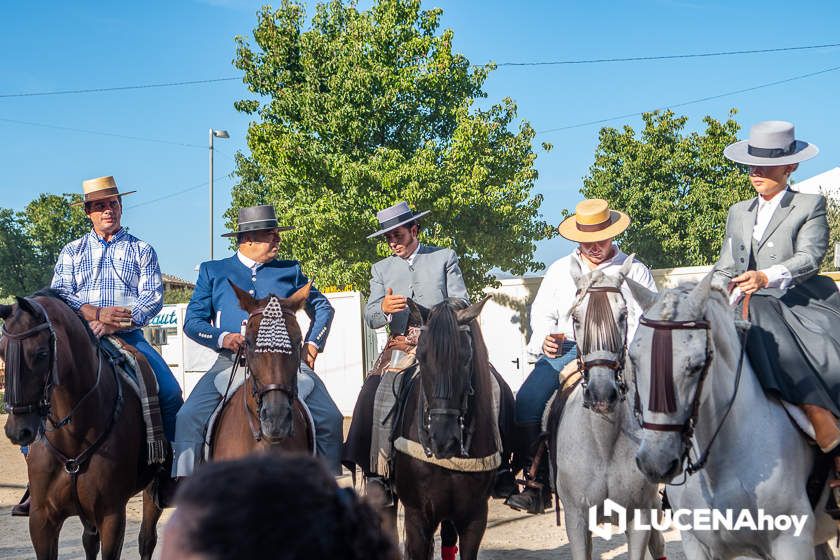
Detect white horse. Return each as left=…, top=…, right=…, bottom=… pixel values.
left=553, top=257, right=665, bottom=560
left=627, top=273, right=836, bottom=559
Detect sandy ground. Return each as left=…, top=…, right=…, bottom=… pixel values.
left=0, top=415, right=829, bottom=559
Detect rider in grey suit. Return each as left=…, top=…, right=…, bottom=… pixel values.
left=714, top=121, right=840, bottom=514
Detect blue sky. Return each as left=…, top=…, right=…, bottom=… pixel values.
left=1, top=0, right=838, bottom=282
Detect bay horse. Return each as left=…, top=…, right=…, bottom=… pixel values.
left=628, top=274, right=836, bottom=559
left=389, top=297, right=495, bottom=560
left=1, top=291, right=163, bottom=560
left=210, top=282, right=313, bottom=460
left=554, top=256, right=665, bottom=560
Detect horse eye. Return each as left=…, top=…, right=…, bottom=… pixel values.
left=36, top=349, right=49, bottom=360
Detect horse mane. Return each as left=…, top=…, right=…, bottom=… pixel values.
left=424, top=301, right=464, bottom=400
left=30, top=287, right=98, bottom=344
left=582, top=290, right=622, bottom=352
left=466, top=319, right=495, bottom=451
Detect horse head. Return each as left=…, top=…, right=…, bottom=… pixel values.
left=628, top=273, right=735, bottom=483
left=568, top=255, right=635, bottom=413
left=2, top=296, right=58, bottom=446
left=409, top=296, right=490, bottom=459
left=230, top=280, right=310, bottom=444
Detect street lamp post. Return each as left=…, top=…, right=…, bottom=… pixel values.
left=209, top=128, right=229, bottom=260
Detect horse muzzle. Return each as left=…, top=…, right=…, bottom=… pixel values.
left=427, top=414, right=464, bottom=459
left=258, top=394, right=295, bottom=442
left=635, top=439, right=683, bottom=483
left=4, top=413, right=40, bottom=446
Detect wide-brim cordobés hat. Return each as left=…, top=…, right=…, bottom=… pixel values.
left=221, top=204, right=294, bottom=238
left=367, top=201, right=430, bottom=239
left=557, top=198, right=631, bottom=243
left=723, top=120, right=819, bottom=166
left=71, top=176, right=136, bottom=207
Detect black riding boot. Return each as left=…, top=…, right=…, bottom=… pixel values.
left=491, top=458, right=516, bottom=499
left=11, top=486, right=30, bottom=517
left=505, top=427, right=551, bottom=514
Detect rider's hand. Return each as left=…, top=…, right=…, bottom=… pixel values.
left=733, top=270, right=768, bottom=295
left=89, top=321, right=119, bottom=338
left=222, top=333, right=245, bottom=353
left=304, top=343, right=318, bottom=369
left=97, top=306, right=133, bottom=328
left=542, top=334, right=560, bottom=358
left=381, top=288, right=407, bottom=315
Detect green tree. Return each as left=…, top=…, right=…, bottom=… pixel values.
left=0, top=194, right=89, bottom=297
left=581, top=109, right=753, bottom=268
left=164, top=287, right=195, bottom=304
left=230, top=0, right=552, bottom=297
left=822, top=195, right=840, bottom=272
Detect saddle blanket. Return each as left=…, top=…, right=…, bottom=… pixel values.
left=203, top=364, right=316, bottom=459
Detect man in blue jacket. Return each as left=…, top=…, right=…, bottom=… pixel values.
left=172, top=205, right=342, bottom=477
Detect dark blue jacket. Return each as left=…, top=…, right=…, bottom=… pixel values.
left=184, top=255, right=334, bottom=351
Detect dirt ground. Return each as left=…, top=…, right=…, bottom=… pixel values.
left=0, top=415, right=825, bottom=559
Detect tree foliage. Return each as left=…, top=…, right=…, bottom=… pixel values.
left=0, top=194, right=89, bottom=297
left=581, top=110, right=754, bottom=268
left=164, top=287, right=195, bottom=304
left=230, top=0, right=552, bottom=298
left=822, top=195, right=840, bottom=272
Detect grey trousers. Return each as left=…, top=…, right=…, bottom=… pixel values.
left=172, top=352, right=343, bottom=476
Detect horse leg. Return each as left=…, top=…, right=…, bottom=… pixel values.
left=80, top=517, right=100, bottom=560
left=647, top=527, right=666, bottom=560
left=815, top=542, right=835, bottom=560
left=403, top=505, right=437, bottom=560
left=625, top=524, right=651, bottom=560
left=440, top=520, right=458, bottom=560
left=29, top=512, right=63, bottom=560
left=98, top=511, right=127, bottom=560
left=770, top=534, right=815, bottom=560
left=139, top=486, right=164, bottom=560
left=452, top=502, right=488, bottom=560
left=562, top=507, right=592, bottom=560
left=679, top=531, right=714, bottom=560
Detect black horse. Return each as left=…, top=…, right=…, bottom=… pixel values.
left=389, top=297, right=497, bottom=560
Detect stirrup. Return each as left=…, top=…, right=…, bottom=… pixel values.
left=365, top=476, right=395, bottom=508
left=826, top=475, right=840, bottom=520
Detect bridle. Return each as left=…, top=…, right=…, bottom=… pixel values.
left=572, top=285, right=629, bottom=405
left=233, top=304, right=300, bottom=442
left=634, top=313, right=747, bottom=477
left=419, top=323, right=475, bottom=458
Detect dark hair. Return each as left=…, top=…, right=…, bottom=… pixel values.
left=83, top=197, right=122, bottom=214
left=174, top=454, right=399, bottom=560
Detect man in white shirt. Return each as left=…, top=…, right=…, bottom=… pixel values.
left=506, top=199, right=658, bottom=514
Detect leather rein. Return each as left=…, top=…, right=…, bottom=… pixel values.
left=634, top=298, right=749, bottom=477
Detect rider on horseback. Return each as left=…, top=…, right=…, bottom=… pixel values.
left=10, top=176, right=186, bottom=516
left=714, top=121, right=840, bottom=516
left=342, top=201, right=517, bottom=502
left=172, top=205, right=342, bottom=483
left=505, top=199, right=658, bottom=514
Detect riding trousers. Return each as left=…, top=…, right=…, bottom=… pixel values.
left=171, top=351, right=343, bottom=477
left=514, top=341, right=577, bottom=425
left=116, top=329, right=184, bottom=441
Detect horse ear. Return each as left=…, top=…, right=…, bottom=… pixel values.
left=618, top=253, right=636, bottom=280
left=228, top=280, right=258, bottom=313
left=625, top=277, right=658, bottom=312
left=569, top=256, right=583, bottom=287
left=0, top=304, right=12, bottom=320
left=14, top=296, right=39, bottom=318
left=286, top=281, right=313, bottom=311
left=456, top=296, right=491, bottom=325
left=406, top=298, right=430, bottom=326
left=685, top=273, right=713, bottom=319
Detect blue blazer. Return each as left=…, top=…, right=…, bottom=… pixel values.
left=184, top=255, right=334, bottom=351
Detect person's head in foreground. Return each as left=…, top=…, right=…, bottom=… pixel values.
left=161, top=453, right=399, bottom=560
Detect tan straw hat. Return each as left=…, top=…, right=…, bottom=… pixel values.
left=71, top=176, right=136, bottom=207
left=557, top=198, right=630, bottom=242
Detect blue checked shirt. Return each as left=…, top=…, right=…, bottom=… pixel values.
left=50, top=228, right=164, bottom=329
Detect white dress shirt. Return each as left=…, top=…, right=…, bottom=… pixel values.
left=526, top=246, right=658, bottom=357
left=752, top=187, right=793, bottom=290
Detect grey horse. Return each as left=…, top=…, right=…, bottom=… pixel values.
left=553, top=256, right=666, bottom=560
left=628, top=274, right=836, bottom=559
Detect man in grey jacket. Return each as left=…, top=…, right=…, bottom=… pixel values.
left=343, top=202, right=515, bottom=498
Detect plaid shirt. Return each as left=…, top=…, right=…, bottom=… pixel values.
left=50, top=228, right=164, bottom=329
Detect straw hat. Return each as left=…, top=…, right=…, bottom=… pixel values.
left=71, top=176, right=136, bottom=207
left=557, top=199, right=630, bottom=243
left=723, top=120, right=818, bottom=166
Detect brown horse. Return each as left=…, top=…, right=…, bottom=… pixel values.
left=1, top=291, right=163, bottom=560
left=389, top=297, right=496, bottom=560
left=210, top=282, right=313, bottom=460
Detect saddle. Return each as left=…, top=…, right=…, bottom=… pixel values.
left=100, top=336, right=168, bottom=465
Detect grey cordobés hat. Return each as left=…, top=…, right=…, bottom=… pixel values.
left=367, top=201, right=430, bottom=238
left=222, top=204, right=294, bottom=237
left=723, top=120, right=819, bottom=166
